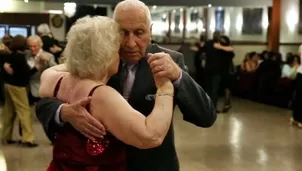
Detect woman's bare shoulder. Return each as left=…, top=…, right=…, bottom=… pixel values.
left=92, top=85, right=125, bottom=104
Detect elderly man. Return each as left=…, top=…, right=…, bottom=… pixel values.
left=37, top=24, right=62, bottom=63
left=26, top=35, right=57, bottom=100
left=36, top=0, right=216, bottom=170
left=14, top=35, right=56, bottom=143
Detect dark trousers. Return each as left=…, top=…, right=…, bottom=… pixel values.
left=204, top=73, right=221, bottom=108
left=293, top=73, right=302, bottom=122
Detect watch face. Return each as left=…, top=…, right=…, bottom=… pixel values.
left=52, top=14, right=64, bottom=28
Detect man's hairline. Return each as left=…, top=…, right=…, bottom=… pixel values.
left=113, top=6, right=152, bottom=27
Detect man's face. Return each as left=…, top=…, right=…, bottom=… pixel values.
left=115, top=8, right=152, bottom=64
left=28, top=40, right=41, bottom=56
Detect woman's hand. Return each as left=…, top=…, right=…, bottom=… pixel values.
left=153, top=75, right=174, bottom=94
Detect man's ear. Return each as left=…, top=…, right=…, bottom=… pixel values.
left=149, top=24, right=153, bottom=41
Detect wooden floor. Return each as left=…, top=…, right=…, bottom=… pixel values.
left=0, top=98, right=302, bottom=171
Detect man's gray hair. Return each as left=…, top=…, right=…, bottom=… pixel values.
left=37, top=23, right=50, bottom=35
left=113, top=0, right=152, bottom=26
left=27, top=35, right=43, bottom=47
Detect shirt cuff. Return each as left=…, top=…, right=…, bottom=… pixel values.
left=55, top=104, right=65, bottom=126
left=173, top=70, right=182, bottom=87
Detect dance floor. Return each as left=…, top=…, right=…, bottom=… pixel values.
left=0, top=98, right=301, bottom=171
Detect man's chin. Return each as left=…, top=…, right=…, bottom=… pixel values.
left=122, top=54, right=143, bottom=64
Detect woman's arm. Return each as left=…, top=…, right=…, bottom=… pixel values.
left=91, top=84, right=174, bottom=149
left=214, top=43, right=234, bottom=52
left=246, top=62, right=257, bottom=72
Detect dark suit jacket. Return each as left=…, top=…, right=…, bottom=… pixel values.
left=1, top=52, right=38, bottom=87
left=36, top=43, right=216, bottom=171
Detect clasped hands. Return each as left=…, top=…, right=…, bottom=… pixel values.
left=61, top=52, right=181, bottom=140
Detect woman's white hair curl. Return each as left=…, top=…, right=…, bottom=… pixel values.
left=64, top=16, right=122, bottom=80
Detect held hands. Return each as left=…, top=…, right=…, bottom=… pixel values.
left=60, top=97, right=106, bottom=140
left=153, top=75, right=173, bottom=93
left=147, top=52, right=181, bottom=82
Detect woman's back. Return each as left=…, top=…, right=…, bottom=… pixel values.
left=49, top=75, right=126, bottom=171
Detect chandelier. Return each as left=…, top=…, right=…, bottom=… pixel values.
left=64, top=2, right=77, bottom=18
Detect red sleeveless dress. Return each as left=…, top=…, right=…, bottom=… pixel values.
left=47, top=77, right=126, bottom=171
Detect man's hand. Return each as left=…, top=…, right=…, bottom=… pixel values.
left=60, top=97, right=106, bottom=140
left=147, top=52, right=181, bottom=82
left=3, top=63, right=13, bottom=75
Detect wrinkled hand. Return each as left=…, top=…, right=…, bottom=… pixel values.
left=147, top=52, right=181, bottom=82
left=3, top=63, right=13, bottom=75
left=60, top=97, right=106, bottom=140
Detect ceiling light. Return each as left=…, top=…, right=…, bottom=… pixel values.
left=64, top=2, right=77, bottom=18
left=48, top=10, right=63, bottom=14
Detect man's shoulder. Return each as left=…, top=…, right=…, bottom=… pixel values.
left=150, top=43, right=183, bottom=58
left=41, top=50, right=53, bottom=56
left=41, top=50, right=55, bottom=58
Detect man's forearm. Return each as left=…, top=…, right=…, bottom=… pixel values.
left=176, top=71, right=216, bottom=127
left=35, top=98, right=64, bottom=135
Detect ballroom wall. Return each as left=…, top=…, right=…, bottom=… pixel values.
left=0, top=0, right=301, bottom=65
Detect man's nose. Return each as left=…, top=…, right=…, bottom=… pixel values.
left=125, top=34, right=137, bottom=49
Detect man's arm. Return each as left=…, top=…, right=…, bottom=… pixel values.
left=36, top=64, right=106, bottom=140
left=35, top=98, right=64, bottom=137
left=174, top=53, right=216, bottom=127
left=147, top=47, right=216, bottom=128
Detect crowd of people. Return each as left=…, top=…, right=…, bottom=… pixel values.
left=0, top=23, right=63, bottom=147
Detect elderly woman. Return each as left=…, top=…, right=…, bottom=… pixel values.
left=40, top=16, right=174, bottom=171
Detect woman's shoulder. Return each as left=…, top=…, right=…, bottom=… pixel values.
left=91, top=85, right=123, bottom=103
